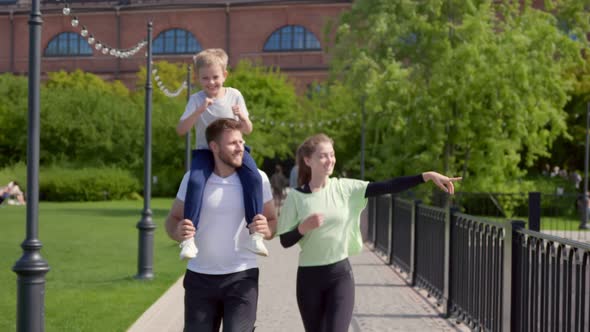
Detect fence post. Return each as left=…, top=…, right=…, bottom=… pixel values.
left=371, top=197, right=377, bottom=246
left=528, top=192, right=541, bottom=231
left=502, top=220, right=525, bottom=331
left=388, top=195, right=394, bottom=265
left=407, top=199, right=420, bottom=286
left=366, top=197, right=373, bottom=246
left=442, top=206, right=458, bottom=318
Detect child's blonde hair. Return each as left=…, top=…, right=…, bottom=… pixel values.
left=193, top=48, right=228, bottom=73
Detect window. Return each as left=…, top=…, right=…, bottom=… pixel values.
left=153, top=29, right=202, bottom=55
left=44, top=32, right=92, bottom=57
left=263, top=25, right=321, bottom=52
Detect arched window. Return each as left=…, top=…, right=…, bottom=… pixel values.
left=153, top=29, right=202, bottom=55
left=44, top=32, right=92, bottom=57
left=263, top=25, right=321, bottom=52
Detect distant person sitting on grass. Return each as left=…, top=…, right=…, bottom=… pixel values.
left=0, top=181, right=26, bottom=205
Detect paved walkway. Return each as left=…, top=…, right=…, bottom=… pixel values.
left=128, top=238, right=468, bottom=332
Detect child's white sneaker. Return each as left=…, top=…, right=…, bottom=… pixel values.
left=179, top=237, right=198, bottom=260
left=246, top=232, right=269, bottom=256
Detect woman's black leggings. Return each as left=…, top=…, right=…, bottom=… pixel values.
left=296, top=259, right=355, bottom=332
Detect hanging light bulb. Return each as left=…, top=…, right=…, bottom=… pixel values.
left=95, top=42, right=102, bottom=50
left=102, top=47, right=109, bottom=55
left=154, top=75, right=160, bottom=81
left=109, top=49, right=116, bottom=56
left=115, top=50, right=121, bottom=57
left=71, top=17, right=79, bottom=27
left=152, top=69, right=157, bottom=74
left=63, top=5, right=71, bottom=16
left=87, top=35, right=95, bottom=45
left=80, top=26, right=88, bottom=37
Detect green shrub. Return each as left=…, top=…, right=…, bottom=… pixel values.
left=39, top=166, right=140, bottom=201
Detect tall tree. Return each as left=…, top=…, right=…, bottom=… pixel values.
left=328, top=0, right=589, bottom=191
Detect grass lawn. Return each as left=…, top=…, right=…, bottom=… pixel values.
left=0, top=198, right=186, bottom=332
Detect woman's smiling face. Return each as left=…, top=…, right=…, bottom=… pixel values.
left=304, top=141, right=336, bottom=178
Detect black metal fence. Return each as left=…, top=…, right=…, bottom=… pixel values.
left=428, top=191, right=590, bottom=243
left=367, top=195, right=590, bottom=332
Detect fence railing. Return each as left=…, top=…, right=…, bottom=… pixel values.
left=367, top=195, right=590, bottom=332
left=427, top=191, right=590, bottom=242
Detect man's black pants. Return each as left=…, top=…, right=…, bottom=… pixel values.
left=183, top=268, right=259, bottom=332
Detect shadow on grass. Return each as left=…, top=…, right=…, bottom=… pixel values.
left=85, top=275, right=139, bottom=284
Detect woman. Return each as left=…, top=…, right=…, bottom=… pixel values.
left=277, top=133, right=460, bottom=332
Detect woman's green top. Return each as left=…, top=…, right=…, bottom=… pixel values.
left=277, top=178, right=369, bottom=267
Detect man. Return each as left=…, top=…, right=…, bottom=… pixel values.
left=165, top=118, right=277, bottom=331
left=289, top=165, right=298, bottom=188
left=270, top=164, right=289, bottom=212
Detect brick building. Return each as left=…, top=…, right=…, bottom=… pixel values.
left=0, top=0, right=352, bottom=91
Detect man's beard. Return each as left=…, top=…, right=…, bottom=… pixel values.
left=218, top=150, right=243, bottom=168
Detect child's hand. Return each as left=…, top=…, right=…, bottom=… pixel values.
left=197, top=98, right=214, bottom=114
left=232, top=104, right=246, bottom=120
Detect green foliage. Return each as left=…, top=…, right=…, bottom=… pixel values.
left=0, top=60, right=311, bottom=199
left=326, top=0, right=590, bottom=192
left=39, top=166, right=140, bottom=201
left=0, top=73, right=28, bottom=165
left=226, top=60, right=304, bottom=162
left=138, top=59, right=308, bottom=164
left=39, top=70, right=144, bottom=168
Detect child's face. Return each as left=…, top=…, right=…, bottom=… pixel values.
left=198, top=64, right=227, bottom=98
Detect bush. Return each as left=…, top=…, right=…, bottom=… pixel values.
left=39, top=166, right=140, bottom=201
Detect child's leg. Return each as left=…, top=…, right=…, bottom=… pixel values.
left=236, top=147, right=263, bottom=225
left=184, top=149, right=214, bottom=228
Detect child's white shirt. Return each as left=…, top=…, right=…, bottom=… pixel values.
left=180, top=87, right=249, bottom=150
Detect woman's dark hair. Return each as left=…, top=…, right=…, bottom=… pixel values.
left=296, top=133, right=334, bottom=187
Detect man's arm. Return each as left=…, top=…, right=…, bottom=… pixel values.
left=165, top=198, right=195, bottom=242
left=248, top=200, right=277, bottom=240
left=262, top=200, right=277, bottom=239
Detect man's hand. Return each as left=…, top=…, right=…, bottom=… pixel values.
left=174, top=219, right=196, bottom=242
left=248, top=214, right=272, bottom=240
left=298, top=213, right=325, bottom=235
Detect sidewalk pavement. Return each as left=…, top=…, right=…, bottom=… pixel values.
left=128, top=238, right=468, bottom=332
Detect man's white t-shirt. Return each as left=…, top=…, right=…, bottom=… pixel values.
left=180, top=87, right=248, bottom=150
left=176, top=169, right=272, bottom=275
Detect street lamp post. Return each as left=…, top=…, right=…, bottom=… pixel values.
left=136, top=21, right=156, bottom=280
left=360, top=95, right=366, bottom=180
left=185, top=65, right=192, bottom=172
left=581, top=101, right=590, bottom=230
left=12, top=0, right=50, bottom=330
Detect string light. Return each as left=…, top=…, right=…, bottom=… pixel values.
left=151, top=65, right=188, bottom=98
left=59, top=3, right=147, bottom=58
left=248, top=112, right=360, bottom=129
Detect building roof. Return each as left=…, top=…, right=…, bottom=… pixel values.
left=2, top=0, right=351, bottom=13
